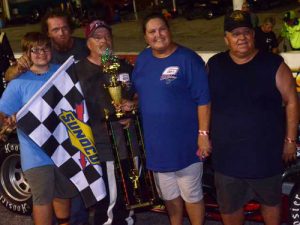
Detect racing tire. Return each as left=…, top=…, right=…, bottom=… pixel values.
left=289, top=183, right=300, bottom=224
left=0, top=134, right=32, bottom=215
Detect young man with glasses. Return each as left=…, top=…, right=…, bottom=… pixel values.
left=4, top=10, right=90, bottom=225
left=0, top=32, right=78, bottom=225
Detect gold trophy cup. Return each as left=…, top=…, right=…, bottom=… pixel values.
left=101, top=48, right=123, bottom=118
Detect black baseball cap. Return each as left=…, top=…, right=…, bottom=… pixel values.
left=224, top=10, right=253, bottom=32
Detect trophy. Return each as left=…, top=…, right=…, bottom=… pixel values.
left=101, top=49, right=159, bottom=209
left=101, top=48, right=123, bottom=118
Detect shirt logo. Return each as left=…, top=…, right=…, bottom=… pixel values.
left=59, top=105, right=99, bottom=168
left=118, top=73, right=131, bottom=90
left=160, top=66, right=179, bottom=84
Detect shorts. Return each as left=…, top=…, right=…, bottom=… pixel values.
left=24, top=165, right=78, bottom=205
left=153, top=162, right=203, bottom=203
left=214, top=172, right=282, bottom=214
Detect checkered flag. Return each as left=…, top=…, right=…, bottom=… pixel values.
left=16, top=56, right=106, bottom=207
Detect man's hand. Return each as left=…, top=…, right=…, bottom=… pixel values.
left=4, top=114, right=16, bottom=130
left=121, top=99, right=135, bottom=112
left=282, top=142, right=297, bottom=163
left=16, top=54, right=32, bottom=73
left=196, top=135, right=211, bottom=161
left=0, top=114, right=16, bottom=142
left=119, top=118, right=131, bottom=129
left=117, top=100, right=135, bottom=128
left=5, top=53, right=32, bottom=82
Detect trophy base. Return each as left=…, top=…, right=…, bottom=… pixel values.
left=104, top=109, right=135, bottom=122
left=116, top=111, right=124, bottom=118
left=125, top=199, right=157, bottom=210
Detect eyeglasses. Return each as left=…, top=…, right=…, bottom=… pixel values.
left=30, top=47, right=51, bottom=55
left=91, top=34, right=112, bottom=41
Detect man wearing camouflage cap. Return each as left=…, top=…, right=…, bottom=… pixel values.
left=74, top=20, right=136, bottom=225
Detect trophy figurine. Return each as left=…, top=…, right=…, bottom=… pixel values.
left=101, top=48, right=123, bottom=118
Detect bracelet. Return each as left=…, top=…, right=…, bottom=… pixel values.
left=285, top=138, right=297, bottom=144
left=198, top=130, right=209, bottom=136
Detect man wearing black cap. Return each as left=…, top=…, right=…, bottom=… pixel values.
left=207, top=10, right=299, bottom=225
left=73, top=20, right=136, bottom=225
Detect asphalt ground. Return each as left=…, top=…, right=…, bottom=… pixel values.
left=0, top=204, right=265, bottom=225
left=0, top=2, right=298, bottom=225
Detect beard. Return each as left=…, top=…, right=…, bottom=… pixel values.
left=52, top=37, right=72, bottom=52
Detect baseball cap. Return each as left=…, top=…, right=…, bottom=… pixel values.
left=224, top=10, right=253, bottom=32
left=283, top=10, right=297, bottom=22
left=85, top=20, right=112, bottom=38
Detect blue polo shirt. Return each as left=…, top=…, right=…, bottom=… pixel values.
left=132, top=46, right=210, bottom=172
left=0, top=64, right=59, bottom=171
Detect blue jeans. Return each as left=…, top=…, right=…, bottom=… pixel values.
left=70, top=195, right=89, bottom=225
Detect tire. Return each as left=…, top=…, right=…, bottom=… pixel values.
left=0, top=133, right=32, bottom=215
left=204, top=9, right=214, bottom=20
left=289, top=183, right=300, bottom=224
left=28, top=9, right=41, bottom=24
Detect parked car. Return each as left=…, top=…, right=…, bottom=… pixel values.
left=181, top=0, right=232, bottom=20
left=151, top=0, right=232, bottom=20
left=248, top=0, right=283, bottom=10
left=5, top=0, right=56, bottom=25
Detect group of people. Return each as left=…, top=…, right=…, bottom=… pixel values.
left=0, top=7, right=299, bottom=225
left=242, top=0, right=300, bottom=53
left=256, top=9, right=300, bottom=53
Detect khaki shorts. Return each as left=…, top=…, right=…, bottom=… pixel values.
left=153, top=162, right=203, bottom=203
left=24, top=165, right=78, bottom=205
left=214, top=172, right=282, bottom=214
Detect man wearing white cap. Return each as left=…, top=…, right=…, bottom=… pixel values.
left=73, top=20, right=136, bottom=225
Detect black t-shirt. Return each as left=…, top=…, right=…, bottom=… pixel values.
left=51, top=37, right=89, bottom=64
left=0, top=32, right=15, bottom=96
left=254, top=27, right=278, bottom=52
left=72, top=58, right=136, bottom=161
left=208, top=51, right=284, bottom=178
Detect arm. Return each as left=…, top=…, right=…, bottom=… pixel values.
left=272, top=47, right=279, bottom=54
left=0, top=112, right=16, bottom=141
left=275, top=62, right=299, bottom=163
left=197, top=103, right=211, bottom=159
left=5, top=53, right=32, bottom=82
left=2, top=33, right=15, bottom=62
left=0, top=112, right=6, bottom=127
left=271, top=33, right=279, bottom=54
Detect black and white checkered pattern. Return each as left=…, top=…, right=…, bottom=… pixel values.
left=17, top=56, right=106, bottom=207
